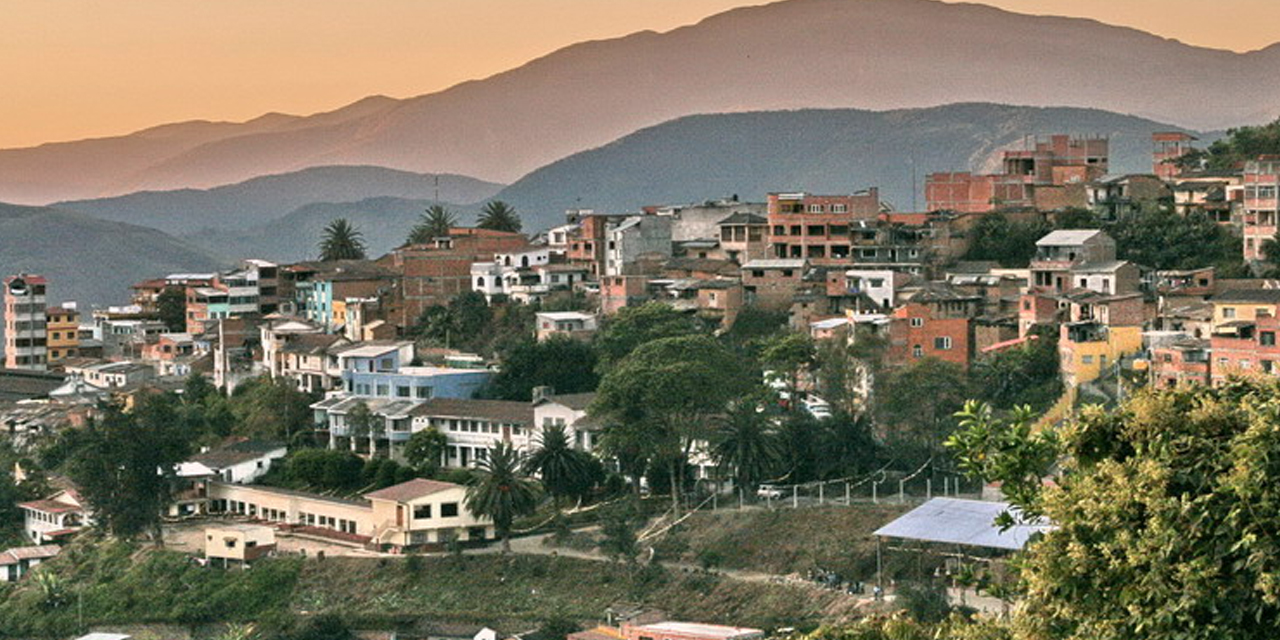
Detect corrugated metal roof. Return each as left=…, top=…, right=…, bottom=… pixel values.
left=1035, top=229, right=1104, bottom=246
left=873, top=497, right=1052, bottom=551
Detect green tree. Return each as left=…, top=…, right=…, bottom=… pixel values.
left=345, top=401, right=379, bottom=454
left=1107, top=205, right=1242, bottom=273
left=964, top=213, right=1052, bottom=267
left=317, top=218, right=367, bottom=261
left=229, top=376, right=315, bottom=443
left=477, top=200, right=522, bottom=233
left=403, top=427, right=448, bottom=473
left=970, top=327, right=1063, bottom=413
left=592, top=335, right=754, bottom=515
left=814, top=410, right=880, bottom=479
left=598, top=509, right=641, bottom=565
left=464, top=442, right=540, bottom=552
left=522, top=424, right=597, bottom=509
left=284, top=448, right=364, bottom=491
left=67, top=395, right=193, bottom=542
left=287, top=613, right=357, bottom=640
left=1175, top=117, right=1280, bottom=171
left=758, top=331, right=817, bottom=411
left=483, top=336, right=599, bottom=401
left=408, top=205, right=457, bottom=245
left=876, top=357, right=971, bottom=464
left=594, top=302, right=703, bottom=369
left=157, top=286, right=187, bottom=332
left=710, top=398, right=782, bottom=492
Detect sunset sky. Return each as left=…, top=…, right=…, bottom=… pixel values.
left=2, top=0, right=1278, bottom=149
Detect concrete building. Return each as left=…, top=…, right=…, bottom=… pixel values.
left=410, top=398, right=535, bottom=468
left=716, top=212, right=769, bottom=264
left=204, top=524, right=277, bottom=568
left=1029, top=229, right=1118, bottom=293
left=0, top=545, right=61, bottom=582
left=1152, top=132, right=1198, bottom=180
left=4, top=274, right=48, bottom=371
left=44, top=304, right=80, bottom=364
left=207, top=478, right=493, bottom=550
left=536, top=311, right=598, bottom=342
left=191, top=440, right=288, bottom=484
left=606, top=216, right=673, bottom=277
left=63, top=361, right=155, bottom=390
left=19, top=488, right=87, bottom=544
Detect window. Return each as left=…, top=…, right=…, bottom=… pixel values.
left=1264, top=360, right=1274, bottom=373
left=1263, top=332, right=1276, bottom=346
left=831, top=204, right=848, bottom=214
left=396, top=386, right=411, bottom=398
left=376, top=384, right=389, bottom=397
left=1223, top=307, right=1236, bottom=319
left=752, top=270, right=765, bottom=278
left=441, top=503, right=459, bottom=517
left=933, top=336, right=952, bottom=350
left=414, top=505, right=432, bottom=519
left=781, top=270, right=794, bottom=278
left=909, top=317, right=923, bottom=328
left=415, top=386, right=432, bottom=399
left=912, top=345, right=923, bottom=358
left=1082, top=355, right=1094, bottom=365
left=807, top=204, right=824, bottom=213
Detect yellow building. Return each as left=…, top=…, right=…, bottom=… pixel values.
left=1059, top=323, right=1143, bottom=387
left=1210, top=290, right=1280, bottom=331
left=44, top=306, right=80, bottom=363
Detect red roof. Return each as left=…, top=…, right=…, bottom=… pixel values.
left=4, top=274, right=47, bottom=285
left=981, top=334, right=1039, bottom=354
left=364, top=478, right=460, bottom=503
left=18, top=500, right=81, bottom=514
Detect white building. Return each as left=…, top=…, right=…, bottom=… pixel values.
left=190, top=440, right=288, bottom=484
left=535, top=311, right=599, bottom=341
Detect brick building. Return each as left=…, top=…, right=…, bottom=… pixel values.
left=378, top=229, right=528, bottom=329
left=1242, top=157, right=1280, bottom=262
left=766, top=191, right=881, bottom=264
left=926, top=135, right=1108, bottom=213
left=1152, top=132, right=1198, bottom=180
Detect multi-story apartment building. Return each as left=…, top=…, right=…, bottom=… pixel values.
left=44, top=305, right=80, bottom=364
left=1152, top=132, right=1198, bottom=180
left=716, top=212, right=769, bottom=264
left=926, top=135, right=1108, bottom=213
left=766, top=190, right=881, bottom=264
left=606, top=216, right=673, bottom=277
left=1029, top=229, right=1119, bottom=293
left=1242, top=157, right=1280, bottom=262
left=4, top=274, right=48, bottom=371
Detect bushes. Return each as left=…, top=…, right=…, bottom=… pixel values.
left=285, top=449, right=364, bottom=491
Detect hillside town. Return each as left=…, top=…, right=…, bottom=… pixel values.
left=4, top=122, right=1280, bottom=640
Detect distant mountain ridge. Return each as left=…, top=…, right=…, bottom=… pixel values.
left=0, top=203, right=225, bottom=312
left=55, top=165, right=503, bottom=235
left=494, top=103, right=1218, bottom=231
left=1, top=0, right=1275, bottom=204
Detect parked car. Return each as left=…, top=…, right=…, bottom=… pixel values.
left=757, top=484, right=785, bottom=500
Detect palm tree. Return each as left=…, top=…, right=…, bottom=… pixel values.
left=710, top=400, right=783, bottom=495
left=477, top=200, right=522, bottom=233
left=407, top=205, right=457, bottom=245
left=318, top=218, right=367, bottom=261
left=465, top=442, right=540, bottom=552
left=523, top=425, right=594, bottom=510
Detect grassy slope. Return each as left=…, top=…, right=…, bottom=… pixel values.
left=653, top=505, right=912, bottom=580
left=0, top=537, right=855, bottom=639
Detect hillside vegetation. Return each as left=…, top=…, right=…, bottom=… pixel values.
left=0, top=538, right=857, bottom=639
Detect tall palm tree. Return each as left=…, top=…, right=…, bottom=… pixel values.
left=477, top=201, right=522, bottom=233
left=710, top=400, right=783, bottom=494
left=407, top=205, right=457, bottom=245
left=523, top=425, right=594, bottom=510
left=465, top=442, right=540, bottom=552
left=318, top=218, right=367, bottom=261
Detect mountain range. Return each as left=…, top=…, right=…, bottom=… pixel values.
left=1, top=0, right=1276, bottom=205
left=0, top=203, right=224, bottom=310
left=54, top=166, right=503, bottom=236
left=494, top=103, right=1213, bottom=230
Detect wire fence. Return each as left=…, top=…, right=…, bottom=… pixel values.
left=685, top=458, right=979, bottom=513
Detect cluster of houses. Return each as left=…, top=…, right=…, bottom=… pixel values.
left=3, top=130, right=1280, bottom=578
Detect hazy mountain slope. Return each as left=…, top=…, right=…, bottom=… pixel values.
left=185, top=197, right=483, bottom=265
left=0, top=203, right=226, bottom=310
left=0, top=0, right=1275, bottom=203
left=494, top=104, right=1217, bottom=231
left=55, top=166, right=503, bottom=235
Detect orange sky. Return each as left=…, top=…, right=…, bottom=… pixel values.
left=2, top=0, right=1278, bottom=149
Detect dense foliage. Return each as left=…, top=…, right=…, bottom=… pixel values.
left=1175, top=117, right=1280, bottom=172
left=65, top=396, right=193, bottom=541
left=477, top=200, right=522, bottom=233
left=482, top=336, right=599, bottom=401
left=949, top=378, right=1280, bottom=639
left=407, top=205, right=457, bottom=245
